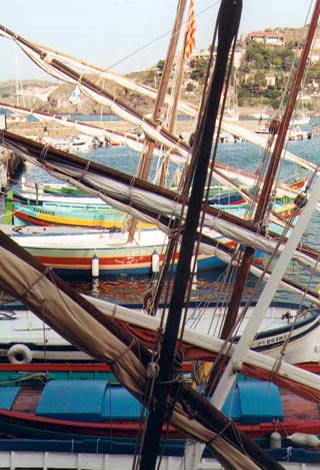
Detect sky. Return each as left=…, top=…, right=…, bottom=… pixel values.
left=0, top=0, right=315, bottom=81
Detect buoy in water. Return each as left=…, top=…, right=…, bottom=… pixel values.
left=152, top=250, right=160, bottom=273
left=92, top=253, right=100, bottom=278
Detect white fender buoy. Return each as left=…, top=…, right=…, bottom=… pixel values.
left=92, top=253, right=99, bottom=278
left=287, top=432, right=320, bottom=448
left=270, top=431, right=282, bottom=449
left=8, top=344, right=32, bottom=364
left=152, top=250, right=160, bottom=273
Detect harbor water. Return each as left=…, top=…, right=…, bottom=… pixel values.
left=4, top=119, right=320, bottom=306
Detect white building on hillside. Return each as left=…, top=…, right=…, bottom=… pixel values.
left=247, top=31, right=285, bottom=46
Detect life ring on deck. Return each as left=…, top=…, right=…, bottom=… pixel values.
left=8, top=344, right=33, bottom=364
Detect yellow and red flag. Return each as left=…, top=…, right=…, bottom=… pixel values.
left=184, top=0, right=196, bottom=59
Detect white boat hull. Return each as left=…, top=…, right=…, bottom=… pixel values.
left=0, top=448, right=316, bottom=469
left=0, top=302, right=319, bottom=365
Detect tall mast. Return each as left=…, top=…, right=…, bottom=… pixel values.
left=211, top=0, right=320, bottom=350
left=127, top=0, right=187, bottom=240
left=184, top=5, right=320, bottom=468
left=138, top=1, right=242, bottom=468
left=159, top=0, right=196, bottom=188
left=211, top=0, right=320, bottom=404
left=135, top=0, right=187, bottom=182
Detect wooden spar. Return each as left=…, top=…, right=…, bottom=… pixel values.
left=212, top=1, right=320, bottom=348
left=0, top=25, right=191, bottom=161
left=158, top=7, right=190, bottom=187
left=212, top=174, right=320, bottom=407
left=145, top=0, right=196, bottom=308
left=168, top=0, right=197, bottom=135
left=138, top=1, right=243, bottom=469
left=137, top=0, right=187, bottom=181
left=0, top=200, right=285, bottom=468
left=2, top=129, right=320, bottom=271
left=127, top=0, right=187, bottom=241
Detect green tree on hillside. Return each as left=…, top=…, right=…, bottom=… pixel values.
left=244, top=42, right=295, bottom=72
left=189, top=58, right=208, bottom=83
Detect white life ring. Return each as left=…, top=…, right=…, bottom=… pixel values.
left=8, top=344, right=33, bottom=364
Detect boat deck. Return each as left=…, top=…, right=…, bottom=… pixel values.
left=281, top=390, right=320, bottom=421
left=12, top=387, right=41, bottom=414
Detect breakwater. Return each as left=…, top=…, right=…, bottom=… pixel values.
left=4, top=118, right=262, bottom=140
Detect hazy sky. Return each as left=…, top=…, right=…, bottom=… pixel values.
left=0, top=0, right=314, bottom=81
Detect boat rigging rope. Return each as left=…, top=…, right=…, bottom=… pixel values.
left=204, top=200, right=305, bottom=395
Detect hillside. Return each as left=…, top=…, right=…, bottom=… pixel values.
left=0, top=73, right=185, bottom=117
left=1, top=23, right=319, bottom=117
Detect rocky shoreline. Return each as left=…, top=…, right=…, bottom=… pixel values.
left=6, top=118, right=262, bottom=142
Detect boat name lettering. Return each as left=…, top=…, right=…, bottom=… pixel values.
left=35, top=208, right=54, bottom=215
left=255, top=333, right=288, bottom=347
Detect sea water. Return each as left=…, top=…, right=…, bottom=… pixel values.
left=5, top=124, right=320, bottom=306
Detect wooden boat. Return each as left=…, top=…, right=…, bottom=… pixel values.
left=6, top=227, right=231, bottom=279
left=7, top=188, right=104, bottom=206
left=0, top=376, right=320, bottom=447
left=14, top=183, right=302, bottom=208
left=0, top=1, right=320, bottom=468
left=0, top=436, right=319, bottom=470
left=11, top=183, right=249, bottom=207
left=0, top=362, right=193, bottom=384
left=12, top=197, right=297, bottom=228
left=12, top=200, right=155, bottom=229
left=0, top=301, right=319, bottom=365
left=288, top=126, right=312, bottom=141
left=0, top=363, right=114, bottom=382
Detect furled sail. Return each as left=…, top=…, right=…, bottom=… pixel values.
left=0, top=24, right=190, bottom=162
left=35, top=40, right=198, bottom=117
left=2, top=129, right=320, bottom=278
left=0, top=230, right=285, bottom=470
left=1, top=102, right=306, bottom=219
left=0, top=101, right=158, bottom=149
left=0, top=24, right=317, bottom=178
left=88, top=295, right=320, bottom=402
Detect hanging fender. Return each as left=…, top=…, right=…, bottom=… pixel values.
left=8, top=344, right=33, bottom=364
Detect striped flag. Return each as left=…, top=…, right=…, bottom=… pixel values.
left=184, top=0, right=196, bottom=59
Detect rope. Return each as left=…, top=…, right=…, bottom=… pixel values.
left=39, top=143, right=51, bottom=164
left=18, top=266, right=52, bottom=301
left=79, top=159, right=91, bottom=182
left=109, top=337, right=138, bottom=372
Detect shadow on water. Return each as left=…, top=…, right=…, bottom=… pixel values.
left=69, top=267, right=266, bottom=307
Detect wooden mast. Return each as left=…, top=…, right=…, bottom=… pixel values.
left=209, top=0, right=320, bottom=353
left=183, top=4, right=320, bottom=468
left=127, top=0, right=187, bottom=241
left=136, top=0, right=187, bottom=181
left=138, top=1, right=243, bottom=468
left=159, top=0, right=196, bottom=187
